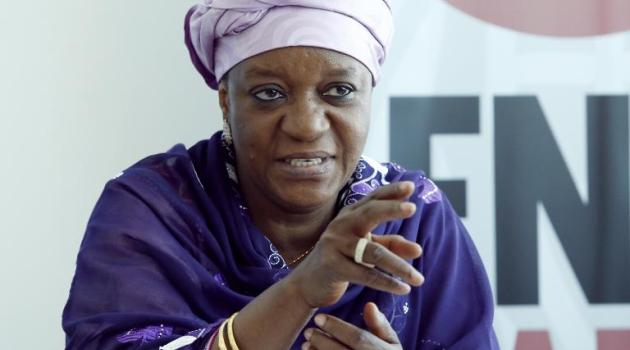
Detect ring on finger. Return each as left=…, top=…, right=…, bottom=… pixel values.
left=354, top=237, right=375, bottom=268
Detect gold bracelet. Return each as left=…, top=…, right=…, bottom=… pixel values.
left=217, top=319, right=228, bottom=350
left=227, top=312, right=240, bottom=350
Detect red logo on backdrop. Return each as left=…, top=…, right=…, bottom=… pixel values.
left=445, top=0, right=630, bottom=36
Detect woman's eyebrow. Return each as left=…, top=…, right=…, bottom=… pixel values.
left=324, top=67, right=360, bottom=80
left=243, top=67, right=282, bottom=80
left=242, top=66, right=361, bottom=83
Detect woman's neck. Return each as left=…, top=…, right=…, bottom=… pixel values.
left=245, top=194, right=336, bottom=262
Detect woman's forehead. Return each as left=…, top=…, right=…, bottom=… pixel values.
left=232, top=47, right=371, bottom=83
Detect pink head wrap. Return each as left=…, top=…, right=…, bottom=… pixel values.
left=185, top=0, right=394, bottom=90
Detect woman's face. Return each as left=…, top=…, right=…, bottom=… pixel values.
left=219, top=47, right=373, bottom=214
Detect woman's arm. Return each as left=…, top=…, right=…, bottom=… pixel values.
left=207, top=273, right=315, bottom=350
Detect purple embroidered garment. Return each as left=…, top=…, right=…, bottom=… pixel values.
left=62, top=132, right=498, bottom=349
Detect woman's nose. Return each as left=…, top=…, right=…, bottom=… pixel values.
left=280, top=95, right=330, bottom=142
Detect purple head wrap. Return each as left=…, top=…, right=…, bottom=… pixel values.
left=185, top=0, right=394, bottom=89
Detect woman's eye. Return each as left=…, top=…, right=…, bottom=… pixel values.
left=323, top=85, right=354, bottom=98
left=254, top=88, right=284, bottom=101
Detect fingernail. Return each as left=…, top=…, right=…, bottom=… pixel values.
left=373, top=303, right=382, bottom=314
left=400, top=181, right=414, bottom=192
left=314, top=314, right=326, bottom=327
left=376, top=306, right=387, bottom=319
left=401, top=202, right=415, bottom=213
left=304, top=328, right=313, bottom=340
left=301, top=342, right=311, bottom=350
left=412, top=269, right=423, bottom=284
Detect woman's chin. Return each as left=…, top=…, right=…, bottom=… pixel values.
left=273, top=183, right=340, bottom=213
left=264, top=162, right=345, bottom=212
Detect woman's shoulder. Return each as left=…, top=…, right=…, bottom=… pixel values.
left=105, top=137, right=217, bottom=196
left=83, top=139, right=218, bottom=248
left=113, top=141, right=202, bottom=182
left=90, top=139, right=218, bottom=231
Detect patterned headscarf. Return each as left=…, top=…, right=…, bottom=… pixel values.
left=185, top=0, right=394, bottom=89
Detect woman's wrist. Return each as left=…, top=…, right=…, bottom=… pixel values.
left=225, top=273, right=318, bottom=350
left=282, top=272, right=319, bottom=312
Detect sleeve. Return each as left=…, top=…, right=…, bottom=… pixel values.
left=62, top=177, right=221, bottom=350
left=416, top=193, right=499, bottom=350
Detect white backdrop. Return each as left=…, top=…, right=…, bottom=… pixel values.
left=0, top=1, right=222, bottom=348
left=1, top=0, right=628, bottom=349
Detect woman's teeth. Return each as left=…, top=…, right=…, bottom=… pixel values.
left=286, top=158, right=324, bottom=167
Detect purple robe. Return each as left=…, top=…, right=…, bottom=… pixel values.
left=62, top=132, right=498, bottom=349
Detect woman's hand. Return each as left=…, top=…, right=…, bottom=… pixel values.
left=302, top=302, right=402, bottom=350
left=288, top=181, right=424, bottom=308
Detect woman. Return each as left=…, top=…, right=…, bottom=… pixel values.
left=63, top=1, right=499, bottom=349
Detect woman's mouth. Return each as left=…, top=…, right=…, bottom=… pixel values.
left=277, top=153, right=335, bottom=178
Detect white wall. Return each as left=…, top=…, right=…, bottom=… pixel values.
left=0, top=1, right=221, bottom=348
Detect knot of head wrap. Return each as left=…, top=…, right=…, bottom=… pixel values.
left=185, top=0, right=394, bottom=89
